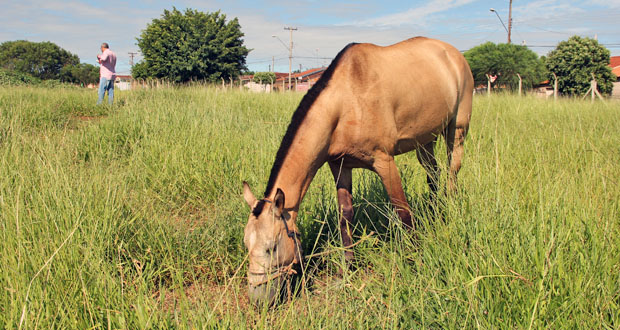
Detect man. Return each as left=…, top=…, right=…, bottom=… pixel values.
left=97, top=42, right=117, bottom=105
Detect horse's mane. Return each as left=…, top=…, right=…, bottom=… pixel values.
left=262, top=42, right=358, bottom=198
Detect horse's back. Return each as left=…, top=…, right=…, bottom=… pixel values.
left=326, top=37, right=473, bottom=159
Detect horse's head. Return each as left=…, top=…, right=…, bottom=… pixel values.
left=242, top=182, right=301, bottom=305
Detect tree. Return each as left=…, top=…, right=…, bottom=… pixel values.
left=0, top=40, right=79, bottom=80
left=253, top=72, right=276, bottom=84
left=464, top=42, right=546, bottom=91
left=135, top=7, right=250, bottom=83
left=60, top=63, right=99, bottom=85
left=131, top=61, right=149, bottom=80
left=545, top=36, right=615, bottom=96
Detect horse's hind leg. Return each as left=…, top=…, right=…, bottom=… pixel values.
left=329, top=161, right=355, bottom=263
left=416, top=139, right=439, bottom=201
left=445, top=101, right=471, bottom=194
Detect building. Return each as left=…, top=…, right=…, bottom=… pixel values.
left=533, top=80, right=554, bottom=98
left=610, top=56, right=620, bottom=99
left=293, top=67, right=326, bottom=92
left=115, top=74, right=132, bottom=91
left=610, top=56, right=620, bottom=78
left=242, top=68, right=327, bottom=92
left=273, top=67, right=326, bottom=92
left=240, top=73, right=287, bottom=92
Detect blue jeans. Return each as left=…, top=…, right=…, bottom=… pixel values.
left=97, top=77, right=114, bottom=105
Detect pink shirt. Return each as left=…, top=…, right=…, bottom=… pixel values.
left=98, top=49, right=117, bottom=80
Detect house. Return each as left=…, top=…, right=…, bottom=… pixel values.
left=115, top=74, right=132, bottom=91
left=240, top=73, right=286, bottom=92
left=273, top=67, right=326, bottom=91
left=533, top=80, right=554, bottom=98
left=610, top=56, right=620, bottom=99
left=610, top=56, right=620, bottom=78
left=292, top=67, right=326, bottom=92
left=242, top=68, right=327, bottom=92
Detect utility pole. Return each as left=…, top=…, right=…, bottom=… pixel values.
left=508, top=0, right=513, bottom=44
left=284, top=26, right=297, bottom=90
left=128, top=52, right=138, bottom=67
left=272, top=56, right=275, bottom=72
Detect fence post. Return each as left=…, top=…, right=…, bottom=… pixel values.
left=591, top=73, right=604, bottom=101
left=486, top=74, right=491, bottom=97
left=582, top=73, right=604, bottom=102
left=517, top=73, right=522, bottom=96
left=552, top=73, right=558, bottom=101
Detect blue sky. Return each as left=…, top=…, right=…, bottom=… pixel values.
left=2, top=0, right=619, bottom=74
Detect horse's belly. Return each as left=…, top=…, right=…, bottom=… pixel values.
left=394, top=132, right=437, bottom=155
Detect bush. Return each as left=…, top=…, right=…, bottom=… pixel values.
left=0, top=68, right=41, bottom=85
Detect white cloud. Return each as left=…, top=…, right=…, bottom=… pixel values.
left=512, top=0, right=584, bottom=22
left=2, top=0, right=618, bottom=74
left=239, top=13, right=421, bottom=72
left=352, top=0, right=477, bottom=27
left=589, top=0, right=620, bottom=7
left=0, top=1, right=163, bottom=73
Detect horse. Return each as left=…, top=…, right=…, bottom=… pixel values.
left=242, top=37, right=473, bottom=305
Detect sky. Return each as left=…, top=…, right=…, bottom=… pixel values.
left=1, top=0, right=619, bottom=74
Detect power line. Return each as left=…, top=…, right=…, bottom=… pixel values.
left=294, top=56, right=333, bottom=60
left=517, top=23, right=573, bottom=35
left=246, top=56, right=287, bottom=65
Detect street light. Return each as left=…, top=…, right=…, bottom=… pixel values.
left=272, top=28, right=297, bottom=90
left=489, top=8, right=508, bottom=34
left=489, top=0, right=512, bottom=43
left=272, top=35, right=291, bottom=89
left=272, top=35, right=288, bottom=51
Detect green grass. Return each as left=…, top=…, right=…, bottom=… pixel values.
left=1, top=86, right=619, bottom=328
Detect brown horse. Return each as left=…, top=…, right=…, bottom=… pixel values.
left=242, top=37, right=473, bottom=304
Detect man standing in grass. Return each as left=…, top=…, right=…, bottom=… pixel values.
left=97, top=42, right=117, bottom=105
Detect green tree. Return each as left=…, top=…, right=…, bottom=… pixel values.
left=0, top=40, right=79, bottom=80
left=131, top=61, right=149, bottom=80
left=135, top=7, right=250, bottom=83
left=545, top=36, right=615, bottom=96
left=60, top=63, right=100, bottom=85
left=464, top=42, right=546, bottom=91
left=253, top=72, right=276, bottom=84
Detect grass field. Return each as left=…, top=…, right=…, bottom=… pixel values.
left=1, top=86, right=619, bottom=328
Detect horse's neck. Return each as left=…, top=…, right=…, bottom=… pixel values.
left=268, top=108, right=334, bottom=212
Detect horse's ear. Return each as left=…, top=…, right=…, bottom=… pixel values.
left=273, top=188, right=285, bottom=217
left=243, top=181, right=256, bottom=207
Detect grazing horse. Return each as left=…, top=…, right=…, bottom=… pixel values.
left=242, top=37, right=473, bottom=304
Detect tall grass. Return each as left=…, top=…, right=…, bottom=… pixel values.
left=1, top=86, right=618, bottom=328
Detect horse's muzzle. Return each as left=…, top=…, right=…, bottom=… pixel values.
left=248, top=275, right=282, bottom=306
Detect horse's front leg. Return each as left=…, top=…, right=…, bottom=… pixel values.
left=373, top=154, right=414, bottom=230
left=329, top=161, right=355, bottom=263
